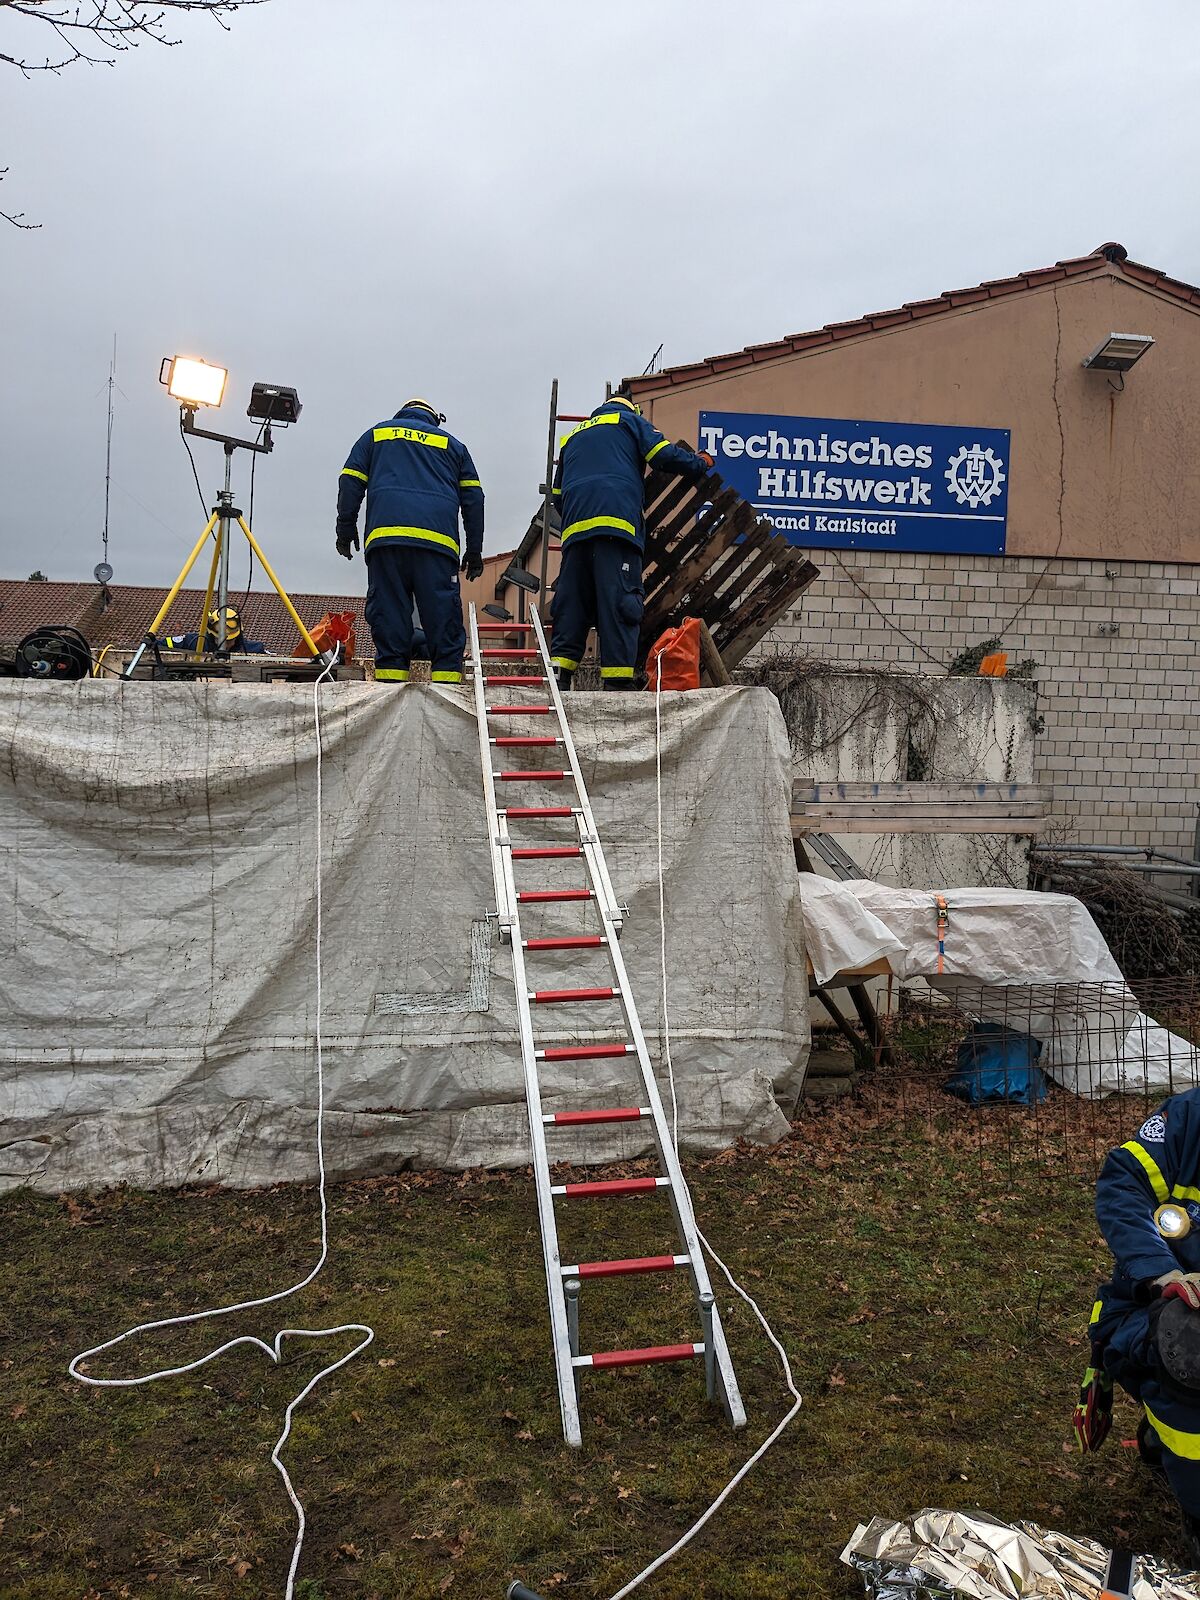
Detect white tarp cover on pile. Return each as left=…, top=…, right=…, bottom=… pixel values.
left=800, top=877, right=1199, bottom=1097
left=0, top=681, right=808, bottom=1192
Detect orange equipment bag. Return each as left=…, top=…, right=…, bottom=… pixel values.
left=644, top=616, right=702, bottom=691
left=295, top=610, right=357, bottom=660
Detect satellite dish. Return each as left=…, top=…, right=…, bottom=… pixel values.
left=94, top=562, right=113, bottom=584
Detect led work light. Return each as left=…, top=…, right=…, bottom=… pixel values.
left=159, top=355, right=229, bottom=409
left=1082, top=333, right=1155, bottom=373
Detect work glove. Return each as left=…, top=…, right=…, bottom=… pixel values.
left=335, top=523, right=360, bottom=561
left=1155, top=1270, right=1200, bottom=1309
left=461, top=551, right=484, bottom=582
left=698, top=450, right=715, bottom=471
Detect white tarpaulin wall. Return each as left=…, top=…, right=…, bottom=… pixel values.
left=800, top=876, right=1199, bottom=1097
left=0, top=681, right=808, bottom=1193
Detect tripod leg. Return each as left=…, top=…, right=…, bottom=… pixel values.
left=194, top=525, right=222, bottom=660
left=123, top=514, right=220, bottom=677
left=237, top=517, right=322, bottom=659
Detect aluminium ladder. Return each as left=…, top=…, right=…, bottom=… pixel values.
left=465, top=602, right=746, bottom=1448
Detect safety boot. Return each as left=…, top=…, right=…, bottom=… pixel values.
left=554, top=667, right=574, bottom=691
left=602, top=678, right=636, bottom=691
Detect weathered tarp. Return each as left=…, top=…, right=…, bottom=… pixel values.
left=0, top=681, right=807, bottom=1191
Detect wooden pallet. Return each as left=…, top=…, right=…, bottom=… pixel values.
left=792, top=780, right=1052, bottom=835
left=638, top=457, right=820, bottom=669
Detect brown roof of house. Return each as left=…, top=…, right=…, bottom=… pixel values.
left=625, top=242, right=1200, bottom=396
left=0, top=580, right=373, bottom=657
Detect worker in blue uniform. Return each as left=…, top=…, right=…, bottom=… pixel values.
left=336, top=399, right=484, bottom=683
left=1081, top=1088, right=1200, bottom=1562
left=549, top=397, right=712, bottom=689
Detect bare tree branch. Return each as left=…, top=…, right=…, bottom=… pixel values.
left=0, top=166, right=40, bottom=227
left=0, top=1, right=265, bottom=74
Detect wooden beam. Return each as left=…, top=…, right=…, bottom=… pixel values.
left=697, top=619, right=732, bottom=686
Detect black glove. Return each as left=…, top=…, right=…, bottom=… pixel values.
left=461, top=551, right=484, bottom=582
left=336, top=524, right=360, bottom=561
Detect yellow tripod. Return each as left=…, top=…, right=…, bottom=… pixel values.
left=124, top=441, right=323, bottom=678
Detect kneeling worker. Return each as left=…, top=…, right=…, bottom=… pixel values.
left=550, top=396, right=711, bottom=689
left=336, top=399, right=485, bottom=683
left=1080, top=1088, right=1200, bottom=1563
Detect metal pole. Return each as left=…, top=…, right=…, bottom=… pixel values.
left=537, top=378, right=558, bottom=603
left=215, top=444, right=234, bottom=652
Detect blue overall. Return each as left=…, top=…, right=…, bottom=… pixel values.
left=337, top=405, right=484, bottom=682
left=549, top=398, right=710, bottom=680
left=1092, top=1088, right=1200, bottom=1514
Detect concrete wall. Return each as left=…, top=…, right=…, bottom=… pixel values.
left=770, top=550, right=1199, bottom=855
left=635, top=264, right=1200, bottom=564
left=772, top=664, right=1038, bottom=886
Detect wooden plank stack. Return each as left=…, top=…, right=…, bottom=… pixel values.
left=638, top=456, right=820, bottom=670
left=792, top=779, right=1052, bottom=835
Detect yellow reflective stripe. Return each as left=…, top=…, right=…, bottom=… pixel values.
left=600, top=665, right=635, bottom=679
left=365, top=526, right=460, bottom=555
left=1172, top=1184, right=1200, bottom=1203
left=1090, top=1299, right=1103, bottom=1326
left=561, top=515, right=637, bottom=544
left=458, top=478, right=482, bottom=489
left=644, top=437, right=670, bottom=463
left=372, top=426, right=449, bottom=447
left=1122, top=1140, right=1169, bottom=1204
left=551, top=485, right=562, bottom=495
left=551, top=655, right=579, bottom=672
left=375, top=668, right=409, bottom=682
left=561, top=413, right=621, bottom=448
left=340, top=466, right=369, bottom=482
left=1145, top=1403, right=1200, bottom=1460
left=431, top=670, right=463, bottom=683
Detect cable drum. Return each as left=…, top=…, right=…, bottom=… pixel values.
left=14, top=626, right=93, bottom=681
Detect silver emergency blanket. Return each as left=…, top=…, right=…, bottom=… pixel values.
left=842, top=1509, right=1199, bottom=1599
left=0, top=681, right=808, bottom=1192
left=800, top=878, right=1200, bottom=1098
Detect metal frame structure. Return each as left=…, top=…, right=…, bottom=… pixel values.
left=466, top=603, right=746, bottom=1448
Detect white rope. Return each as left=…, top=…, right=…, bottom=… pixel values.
left=68, top=653, right=374, bottom=1600
left=602, top=662, right=804, bottom=1600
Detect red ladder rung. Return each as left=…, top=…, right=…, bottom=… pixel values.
left=497, top=771, right=568, bottom=781
left=578, top=1343, right=702, bottom=1371
left=558, top=412, right=589, bottom=422
left=531, top=986, right=616, bottom=1003
left=517, top=889, right=592, bottom=904
left=483, top=675, right=545, bottom=687
left=526, top=935, right=605, bottom=950
left=477, top=623, right=533, bottom=633
left=538, top=1043, right=633, bottom=1061
left=554, top=1176, right=666, bottom=1199
left=569, top=1255, right=686, bottom=1280
left=479, top=649, right=540, bottom=657
left=545, top=1106, right=644, bottom=1125
left=492, top=737, right=560, bottom=748
left=511, top=846, right=582, bottom=859
left=503, top=806, right=576, bottom=817
left=487, top=705, right=553, bottom=716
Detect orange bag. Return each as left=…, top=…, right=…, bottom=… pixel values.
left=295, top=610, right=357, bottom=660
left=644, top=617, right=702, bottom=691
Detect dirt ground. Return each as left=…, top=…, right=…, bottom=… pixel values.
left=0, top=1081, right=1190, bottom=1600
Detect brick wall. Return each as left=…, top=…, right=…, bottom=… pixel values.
left=768, top=552, right=1200, bottom=854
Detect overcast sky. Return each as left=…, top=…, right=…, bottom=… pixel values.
left=2, top=0, right=1198, bottom=596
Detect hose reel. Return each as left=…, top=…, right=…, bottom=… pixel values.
left=14, top=626, right=94, bottom=681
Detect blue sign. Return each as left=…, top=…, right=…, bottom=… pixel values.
left=698, top=411, right=1011, bottom=555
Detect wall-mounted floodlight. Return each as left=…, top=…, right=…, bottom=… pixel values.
left=159, top=354, right=228, bottom=408
left=248, top=382, right=302, bottom=426
left=1082, top=333, right=1154, bottom=372
left=501, top=563, right=540, bottom=595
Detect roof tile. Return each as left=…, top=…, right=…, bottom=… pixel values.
left=626, top=242, right=1200, bottom=395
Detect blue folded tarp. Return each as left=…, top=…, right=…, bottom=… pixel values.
left=945, top=1021, right=1047, bottom=1105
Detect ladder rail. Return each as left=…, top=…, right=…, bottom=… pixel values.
left=467, top=604, right=512, bottom=933
left=495, top=807, right=583, bottom=1447
left=527, top=606, right=623, bottom=934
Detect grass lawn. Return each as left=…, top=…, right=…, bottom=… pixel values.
left=0, top=1081, right=1189, bottom=1600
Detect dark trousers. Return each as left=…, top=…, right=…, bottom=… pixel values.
left=550, top=535, right=643, bottom=682
left=364, top=544, right=465, bottom=682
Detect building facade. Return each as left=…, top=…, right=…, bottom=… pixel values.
left=624, top=243, right=1200, bottom=854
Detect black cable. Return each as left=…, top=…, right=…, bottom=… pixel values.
left=179, top=410, right=209, bottom=520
